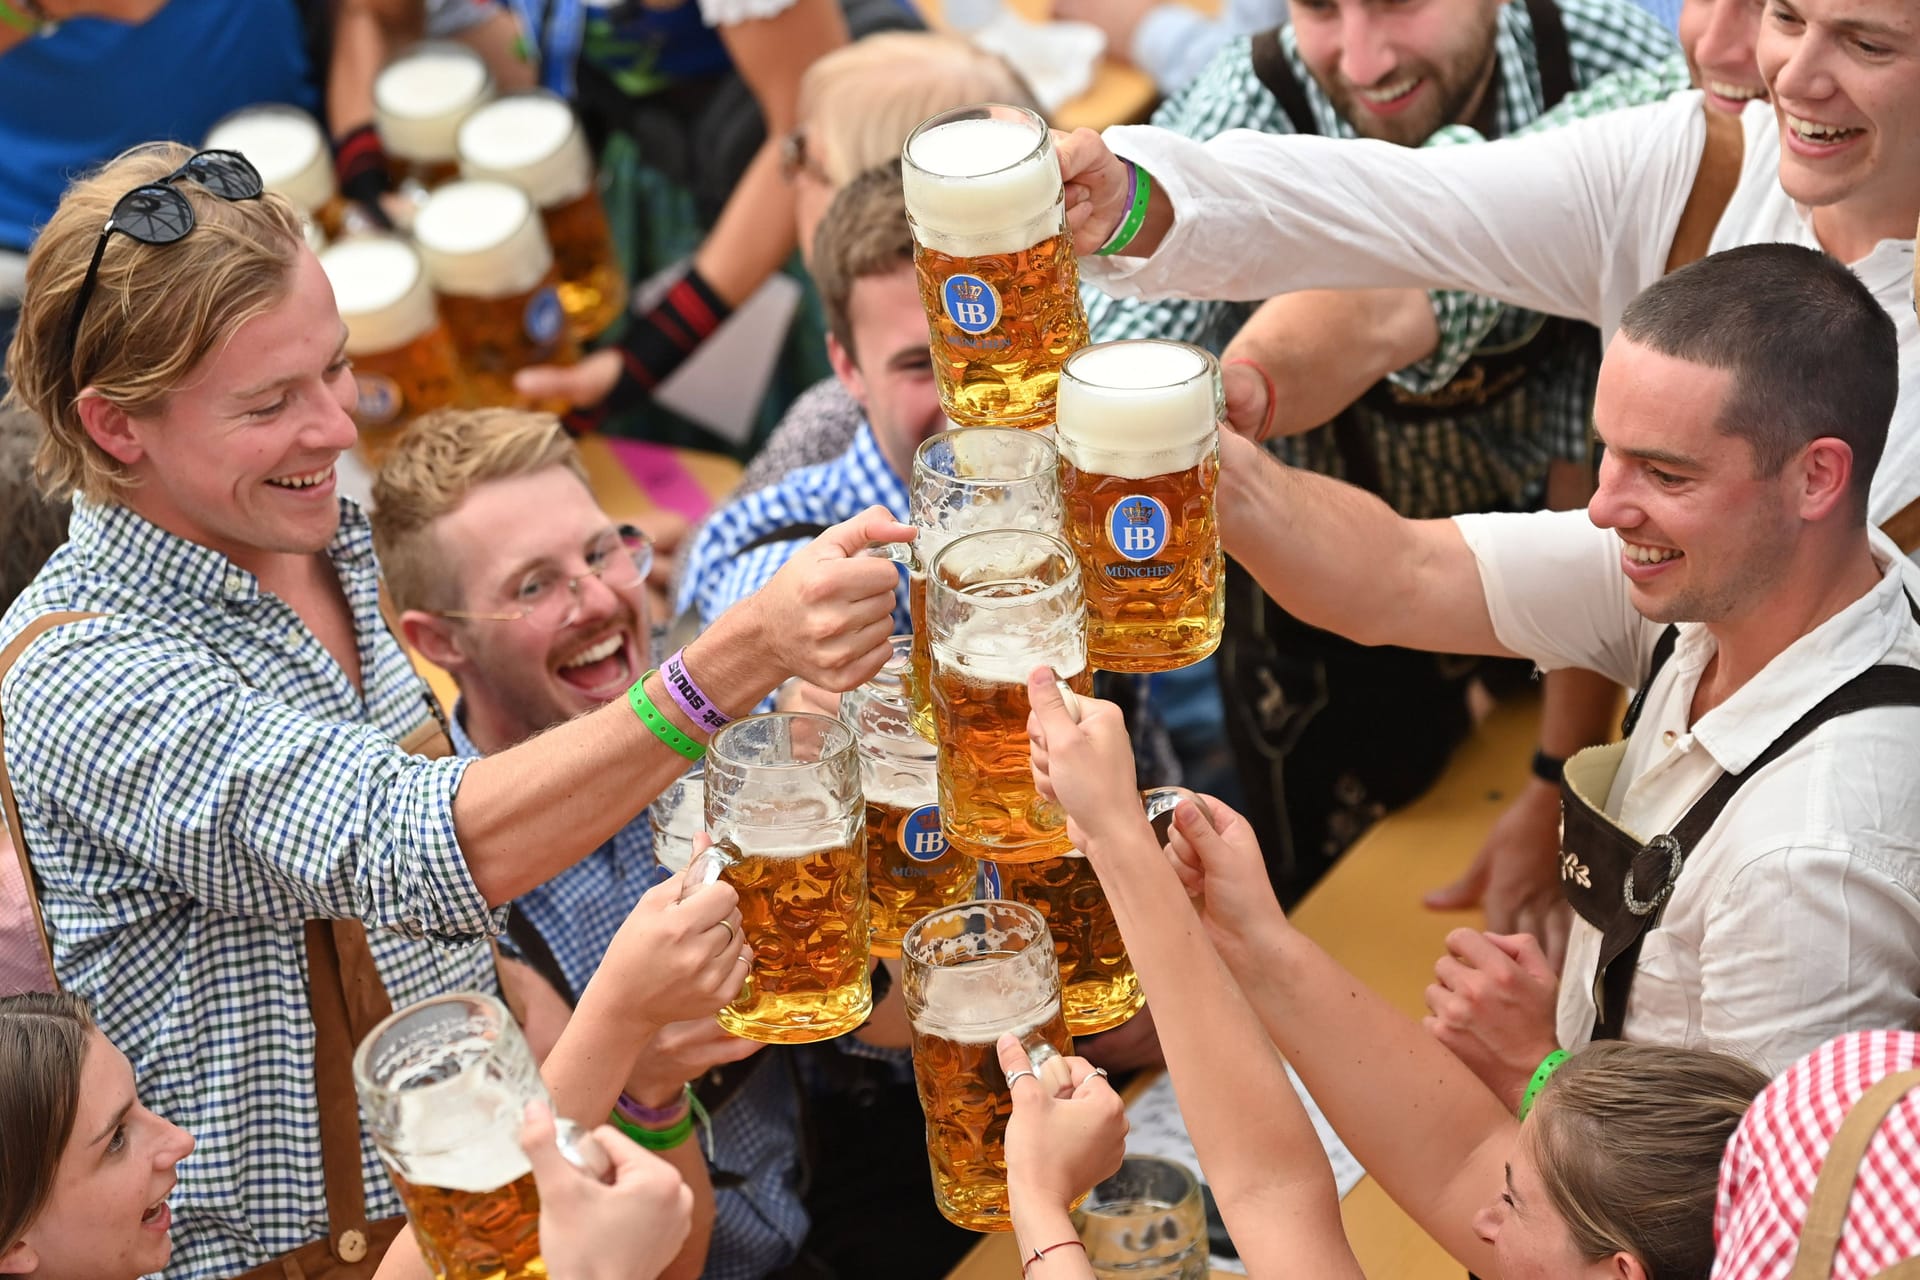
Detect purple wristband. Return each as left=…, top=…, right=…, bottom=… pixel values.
left=616, top=1088, right=692, bottom=1128
left=661, top=649, right=731, bottom=734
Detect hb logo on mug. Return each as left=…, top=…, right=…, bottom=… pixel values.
left=942, top=274, right=1000, bottom=335
left=1109, top=495, right=1170, bottom=562
left=901, top=804, right=948, bottom=863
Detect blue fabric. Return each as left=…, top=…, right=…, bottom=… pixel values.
left=0, top=1, right=317, bottom=252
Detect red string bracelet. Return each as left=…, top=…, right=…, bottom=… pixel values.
left=1225, top=356, right=1279, bottom=441
left=1022, top=1239, right=1086, bottom=1274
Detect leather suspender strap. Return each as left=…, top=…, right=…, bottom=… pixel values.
left=1619, top=624, right=1680, bottom=738
left=1786, top=1066, right=1920, bottom=1280
left=1665, top=103, right=1746, bottom=274
left=304, top=919, right=398, bottom=1268
left=1248, top=28, right=1320, bottom=138
left=0, top=611, right=103, bottom=990
left=1520, top=0, right=1574, bottom=110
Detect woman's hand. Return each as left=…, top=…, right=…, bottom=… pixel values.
left=1161, top=793, right=1290, bottom=969
left=1000, top=1036, right=1128, bottom=1213
left=1026, top=666, right=1151, bottom=857
left=520, top=1102, right=693, bottom=1280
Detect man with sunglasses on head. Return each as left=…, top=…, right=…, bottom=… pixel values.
left=0, top=144, right=911, bottom=1280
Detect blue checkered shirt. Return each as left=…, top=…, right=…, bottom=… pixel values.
left=1086, top=0, right=1677, bottom=518
left=443, top=711, right=812, bottom=1279
left=677, top=421, right=912, bottom=630
left=0, top=497, right=502, bottom=1280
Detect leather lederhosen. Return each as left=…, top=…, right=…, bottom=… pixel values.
left=1558, top=599, right=1920, bottom=1041
left=0, top=603, right=456, bottom=1280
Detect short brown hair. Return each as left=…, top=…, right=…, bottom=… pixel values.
left=3, top=142, right=308, bottom=503
left=0, top=408, right=71, bottom=615
left=811, top=161, right=914, bottom=362
left=370, top=407, right=587, bottom=613
left=1526, top=1041, right=1769, bottom=1280
left=0, top=992, right=94, bottom=1254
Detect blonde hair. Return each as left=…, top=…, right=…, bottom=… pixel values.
left=370, top=407, right=587, bottom=614
left=1525, top=1041, right=1769, bottom=1280
left=797, top=32, right=1043, bottom=187
left=3, top=142, right=308, bottom=504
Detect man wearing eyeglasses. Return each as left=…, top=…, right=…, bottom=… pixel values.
left=0, top=144, right=911, bottom=1280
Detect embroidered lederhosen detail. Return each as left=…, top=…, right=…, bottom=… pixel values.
left=1561, top=600, right=1920, bottom=1042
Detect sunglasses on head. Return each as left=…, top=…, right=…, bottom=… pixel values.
left=64, top=149, right=266, bottom=375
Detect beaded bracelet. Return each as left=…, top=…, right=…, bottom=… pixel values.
left=1094, top=161, right=1152, bottom=257
left=628, top=671, right=705, bottom=762
left=661, top=648, right=732, bottom=735
left=1518, top=1049, right=1571, bottom=1120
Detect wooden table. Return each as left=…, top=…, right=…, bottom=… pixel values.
left=915, top=0, right=1221, bottom=132
left=944, top=695, right=1539, bottom=1278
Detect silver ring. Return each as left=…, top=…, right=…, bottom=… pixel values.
left=1004, top=1068, right=1037, bottom=1089
left=1091, top=1067, right=1109, bottom=1079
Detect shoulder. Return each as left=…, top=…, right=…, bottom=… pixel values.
left=737, top=379, right=863, bottom=496
left=1149, top=34, right=1299, bottom=139
left=1546, top=0, right=1683, bottom=82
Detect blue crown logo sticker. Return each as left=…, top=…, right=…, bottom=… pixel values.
left=941, top=273, right=999, bottom=335
left=1109, top=494, right=1170, bottom=562
left=900, top=804, right=948, bottom=862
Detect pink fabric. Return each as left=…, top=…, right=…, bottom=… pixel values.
left=1714, top=1030, right=1920, bottom=1279
left=603, top=438, right=723, bottom=525
left=0, top=824, right=55, bottom=995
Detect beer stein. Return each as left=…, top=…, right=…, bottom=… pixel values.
left=901, top=103, right=1090, bottom=429
left=412, top=179, right=581, bottom=411
left=1073, top=1156, right=1209, bottom=1280
left=695, top=712, right=871, bottom=1044
left=927, top=529, right=1089, bottom=864
left=903, top=899, right=1073, bottom=1231
left=320, top=234, right=468, bottom=462
left=204, top=104, right=343, bottom=243
left=354, top=993, right=607, bottom=1280
left=906, top=428, right=1063, bottom=740
left=841, top=636, right=975, bottom=956
left=457, top=91, right=629, bottom=343
left=646, top=767, right=704, bottom=874
left=375, top=40, right=495, bottom=189
left=976, top=850, right=1143, bottom=1036
left=1056, top=340, right=1225, bottom=673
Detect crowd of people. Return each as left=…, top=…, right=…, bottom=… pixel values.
left=1, top=0, right=1918, bottom=1278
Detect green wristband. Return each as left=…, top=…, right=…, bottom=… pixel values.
left=628, top=670, right=706, bottom=762
left=0, top=0, right=41, bottom=33
left=609, top=1103, right=696, bottom=1152
left=1094, top=161, right=1153, bottom=256
left=1517, top=1049, right=1571, bottom=1120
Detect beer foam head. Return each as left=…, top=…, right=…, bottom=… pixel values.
left=927, top=530, right=1085, bottom=673
left=911, top=993, right=1057, bottom=1044
left=457, top=92, right=592, bottom=207
left=862, top=769, right=936, bottom=812
left=911, top=428, right=1063, bottom=536
left=205, top=106, right=335, bottom=214
left=375, top=42, right=493, bottom=162
left=934, top=614, right=1085, bottom=686
left=902, top=107, right=1062, bottom=257
left=1057, top=341, right=1220, bottom=479
left=321, top=235, right=439, bottom=355
left=386, top=1045, right=535, bottom=1193
left=413, top=180, right=554, bottom=298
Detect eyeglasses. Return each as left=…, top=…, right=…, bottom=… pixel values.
left=64, top=149, right=265, bottom=373
left=778, top=127, right=831, bottom=186
left=436, top=525, right=655, bottom=632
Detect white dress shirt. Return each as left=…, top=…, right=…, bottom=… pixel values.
left=1455, top=509, right=1920, bottom=1069
left=1078, top=93, right=1920, bottom=526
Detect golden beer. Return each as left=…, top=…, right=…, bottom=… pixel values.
left=928, top=530, right=1090, bottom=865
left=354, top=994, right=553, bottom=1280
left=904, top=900, right=1073, bottom=1232
left=1056, top=341, right=1226, bottom=673
left=978, top=853, right=1143, bottom=1035
left=902, top=104, right=1090, bottom=429
left=375, top=41, right=494, bottom=189
left=205, top=104, right=347, bottom=243
left=321, top=235, right=468, bottom=463
left=703, top=713, right=872, bottom=1044
left=907, top=428, right=1063, bottom=741
left=844, top=637, right=975, bottom=954
left=413, top=180, right=581, bottom=411
left=457, top=92, right=629, bottom=342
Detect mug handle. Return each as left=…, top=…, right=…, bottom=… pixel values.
left=553, top=1116, right=615, bottom=1185
left=679, top=842, right=737, bottom=901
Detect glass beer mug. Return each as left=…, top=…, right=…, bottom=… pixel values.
left=842, top=636, right=975, bottom=955
left=906, top=427, right=1063, bottom=740
left=320, top=234, right=468, bottom=463
left=694, top=712, right=872, bottom=1043
left=903, top=898, right=1074, bottom=1231
left=457, top=91, right=629, bottom=343
left=412, top=179, right=582, bottom=412
left=204, top=104, right=343, bottom=245
left=375, top=40, right=495, bottom=189
left=901, top=103, right=1089, bottom=429
left=976, top=850, right=1143, bottom=1036
left=1055, top=340, right=1226, bottom=673
left=646, top=767, right=704, bottom=874
left=928, top=529, right=1090, bottom=865
left=353, top=993, right=607, bottom=1280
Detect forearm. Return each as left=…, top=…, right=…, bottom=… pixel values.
left=1227, top=927, right=1512, bottom=1271
left=653, top=1139, right=715, bottom=1280
left=1009, top=1198, right=1094, bottom=1280
left=325, top=6, right=384, bottom=136
left=690, top=142, right=798, bottom=307
left=1538, top=667, right=1619, bottom=760
left=455, top=603, right=783, bottom=903
left=1223, top=289, right=1441, bottom=436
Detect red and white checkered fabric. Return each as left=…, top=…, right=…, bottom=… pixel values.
left=1714, top=1030, right=1920, bottom=1279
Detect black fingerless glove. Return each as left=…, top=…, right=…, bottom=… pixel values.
left=563, top=265, right=733, bottom=435
left=332, top=123, right=394, bottom=228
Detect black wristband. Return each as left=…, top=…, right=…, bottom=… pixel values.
left=332, top=123, right=393, bottom=224
left=569, top=266, right=733, bottom=433
left=1530, top=748, right=1566, bottom=785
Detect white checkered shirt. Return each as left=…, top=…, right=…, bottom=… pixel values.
left=0, top=497, right=502, bottom=1280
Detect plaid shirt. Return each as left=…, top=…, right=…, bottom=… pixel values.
left=1714, top=1030, right=1920, bottom=1279
left=0, top=497, right=501, bottom=1280
left=1085, top=0, right=1678, bottom=518
left=677, top=421, right=912, bottom=630
left=1400, top=53, right=1695, bottom=396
